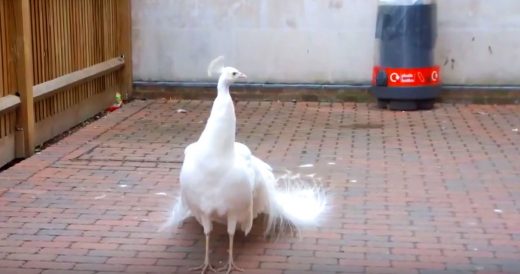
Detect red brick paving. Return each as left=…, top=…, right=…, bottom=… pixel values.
left=1, top=99, right=520, bottom=274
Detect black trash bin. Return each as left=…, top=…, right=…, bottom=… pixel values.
left=371, top=0, right=441, bottom=110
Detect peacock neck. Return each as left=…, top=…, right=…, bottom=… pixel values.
left=197, top=78, right=236, bottom=156
left=217, top=79, right=231, bottom=97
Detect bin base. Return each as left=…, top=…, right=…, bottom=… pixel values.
left=377, top=99, right=435, bottom=111
left=371, top=86, right=440, bottom=111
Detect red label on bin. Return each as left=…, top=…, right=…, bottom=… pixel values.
left=372, top=66, right=441, bottom=87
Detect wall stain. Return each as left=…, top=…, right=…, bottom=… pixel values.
left=286, top=18, right=297, bottom=28
left=329, top=0, right=343, bottom=9
left=469, top=1, right=480, bottom=13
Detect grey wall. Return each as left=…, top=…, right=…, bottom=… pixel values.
left=132, top=0, right=520, bottom=85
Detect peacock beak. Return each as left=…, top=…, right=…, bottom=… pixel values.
left=238, top=73, right=247, bottom=79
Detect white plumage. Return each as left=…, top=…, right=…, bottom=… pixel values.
left=164, top=58, right=326, bottom=273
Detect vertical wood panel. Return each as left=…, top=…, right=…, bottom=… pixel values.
left=14, top=0, right=35, bottom=157
left=0, top=0, right=17, bottom=165
left=1, top=0, right=17, bottom=97
left=29, top=0, right=122, bottom=123
left=0, top=2, right=5, bottom=94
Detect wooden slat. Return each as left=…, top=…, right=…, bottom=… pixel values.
left=33, top=57, right=124, bottom=100
left=1, top=0, right=8, bottom=96
left=33, top=0, right=41, bottom=84
left=48, top=0, right=56, bottom=81
left=0, top=95, right=20, bottom=114
left=38, top=0, right=47, bottom=83
left=63, top=0, right=71, bottom=75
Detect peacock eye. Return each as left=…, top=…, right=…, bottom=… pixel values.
left=232, top=72, right=237, bottom=76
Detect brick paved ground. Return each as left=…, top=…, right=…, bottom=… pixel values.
left=1, top=99, right=520, bottom=274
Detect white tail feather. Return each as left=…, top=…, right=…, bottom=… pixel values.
left=159, top=196, right=191, bottom=232
left=261, top=170, right=327, bottom=238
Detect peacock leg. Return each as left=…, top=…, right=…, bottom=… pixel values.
left=218, top=233, right=244, bottom=274
left=190, top=218, right=216, bottom=273
left=189, top=234, right=216, bottom=273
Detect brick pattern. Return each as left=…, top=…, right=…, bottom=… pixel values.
left=1, top=99, right=520, bottom=273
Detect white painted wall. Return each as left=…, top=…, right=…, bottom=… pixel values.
left=132, top=0, right=520, bottom=85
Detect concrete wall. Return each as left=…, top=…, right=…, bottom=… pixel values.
left=132, top=0, right=520, bottom=85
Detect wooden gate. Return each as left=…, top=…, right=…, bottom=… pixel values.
left=0, top=0, right=132, bottom=167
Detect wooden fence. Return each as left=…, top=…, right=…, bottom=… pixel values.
left=0, top=0, right=132, bottom=167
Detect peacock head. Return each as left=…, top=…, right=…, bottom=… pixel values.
left=219, top=67, right=247, bottom=84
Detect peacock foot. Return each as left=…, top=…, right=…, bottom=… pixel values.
left=218, top=262, right=244, bottom=274
left=190, top=263, right=217, bottom=274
